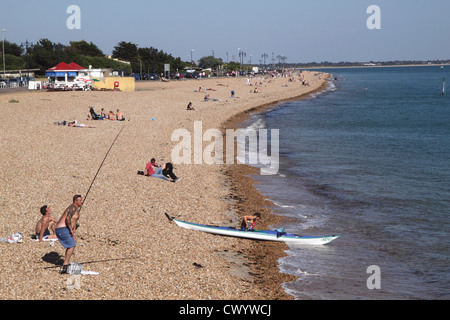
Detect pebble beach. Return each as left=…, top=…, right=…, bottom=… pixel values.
left=0, top=71, right=328, bottom=300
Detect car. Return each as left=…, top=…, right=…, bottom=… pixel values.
left=9, top=78, right=20, bottom=87
left=0, top=79, right=8, bottom=87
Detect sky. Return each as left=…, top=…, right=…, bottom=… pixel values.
left=1, top=0, right=449, bottom=63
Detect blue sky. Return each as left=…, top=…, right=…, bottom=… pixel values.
left=1, top=0, right=449, bottom=63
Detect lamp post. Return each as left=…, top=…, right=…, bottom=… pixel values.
left=238, top=48, right=241, bottom=75
left=138, top=59, right=142, bottom=79
left=2, top=29, right=6, bottom=78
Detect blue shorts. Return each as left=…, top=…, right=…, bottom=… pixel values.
left=36, top=229, right=50, bottom=239
left=56, top=227, right=76, bottom=249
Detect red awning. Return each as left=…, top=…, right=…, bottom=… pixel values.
left=68, top=62, right=86, bottom=70
left=47, top=62, right=86, bottom=71
left=48, top=62, right=71, bottom=71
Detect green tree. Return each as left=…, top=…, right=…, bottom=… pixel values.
left=3, top=40, right=23, bottom=56
left=198, top=55, right=223, bottom=69
left=225, top=61, right=241, bottom=71
left=112, top=41, right=138, bottom=62
left=28, top=38, right=61, bottom=73
left=69, top=40, right=103, bottom=57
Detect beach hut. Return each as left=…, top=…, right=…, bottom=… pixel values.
left=45, top=62, right=89, bottom=90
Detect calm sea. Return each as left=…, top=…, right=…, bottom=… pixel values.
left=237, top=66, right=449, bottom=300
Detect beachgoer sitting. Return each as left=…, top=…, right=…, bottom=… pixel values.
left=146, top=158, right=170, bottom=181
left=35, top=205, right=58, bottom=242
left=100, top=108, right=107, bottom=119
left=116, top=109, right=125, bottom=121
left=108, top=111, right=115, bottom=120
left=146, top=159, right=180, bottom=182
left=89, top=107, right=101, bottom=120
left=241, top=213, right=261, bottom=231
left=163, top=162, right=181, bottom=182
left=186, top=102, right=195, bottom=110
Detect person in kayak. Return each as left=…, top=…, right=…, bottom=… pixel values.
left=241, top=213, right=261, bottom=231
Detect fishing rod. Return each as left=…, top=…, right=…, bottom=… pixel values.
left=80, top=118, right=130, bottom=213
left=43, top=256, right=140, bottom=269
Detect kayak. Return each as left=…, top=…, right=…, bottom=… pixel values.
left=171, top=218, right=340, bottom=245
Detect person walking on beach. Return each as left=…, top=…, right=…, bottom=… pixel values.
left=241, top=213, right=261, bottom=231
left=55, top=195, right=82, bottom=274
left=35, top=205, right=58, bottom=242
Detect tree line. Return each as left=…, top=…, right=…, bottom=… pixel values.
left=0, top=39, right=190, bottom=76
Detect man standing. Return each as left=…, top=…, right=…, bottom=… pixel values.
left=55, top=195, right=82, bottom=274
left=35, top=205, right=58, bottom=242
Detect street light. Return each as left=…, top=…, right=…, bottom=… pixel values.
left=138, top=59, right=142, bottom=79
left=238, top=48, right=241, bottom=74
left=2, top=29, right=6, bottom=78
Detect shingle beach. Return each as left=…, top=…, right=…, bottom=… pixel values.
left=0, top=71, right=328, bottom=300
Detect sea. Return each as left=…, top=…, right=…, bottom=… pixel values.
left=236, top=66, right=449, bottom=300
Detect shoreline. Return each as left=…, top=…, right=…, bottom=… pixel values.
left=221, top=76, right=331, bottom=300
left=0, top=73, right=329, bottom=300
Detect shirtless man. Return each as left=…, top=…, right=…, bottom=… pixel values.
left=116, top=109, right=125, bottom=121
left=241, top=212, right=261, bottom=230
left=35, top=205, right=58, bottom=242
left=55, top=195, right=82, bottom=274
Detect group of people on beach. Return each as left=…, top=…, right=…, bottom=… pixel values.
left=88, top=107, right=126, bottom=121
left=144, top=158, right=181, bottom=183
left=34, top=74, right=297, bottom=275
left=53, top=107, right=126, bottom=128
left=35, top=193, right=262, bottom=274
left=35, top=195, right=82, bottom=274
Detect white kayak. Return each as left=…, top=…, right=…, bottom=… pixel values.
left=171, top=218, right=340, bottom=245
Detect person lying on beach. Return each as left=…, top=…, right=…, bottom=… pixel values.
left=35, top=205, right=58, bottom=242
left=186, top=102, right=195, bottom=110
left=116, top=109, right=125, bottom=121
left=241, top=213, right=261, bottom=231
left=68, top=120, right=96, bottom=128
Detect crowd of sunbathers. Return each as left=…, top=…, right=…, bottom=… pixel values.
left=88, top=106, right=126, bottom=121
left=53, top=107, right=126, bottom=128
